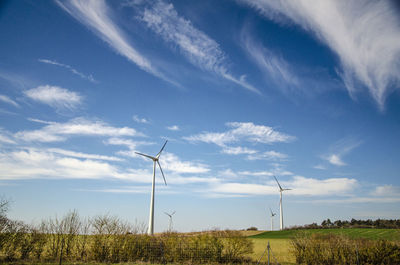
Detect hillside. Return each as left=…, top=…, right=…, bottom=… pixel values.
left=250, top=228, right=400, bottom=241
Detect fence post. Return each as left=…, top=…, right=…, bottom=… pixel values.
left=59, top=237, right=64, bottom=265
left=267, top=241, right=270, bottom=265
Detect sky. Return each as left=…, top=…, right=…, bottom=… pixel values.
left=0, top=0, right=400, bottom=232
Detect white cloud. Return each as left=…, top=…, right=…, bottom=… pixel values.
left=166, top=125, right=180, bottom=131
left=0, top=128, right=16, bottom=145
left=0, top=94, right=19, bottom=108
left=160, top=152, right=210, bottom=174
left=56, top=0, right=175, bottom=85
left=323, top=137, right=362, bottom=167
left=141, top=0, right=259, bottom=93
left=38, top=59, right=96, bottom=83
left=218, top=169, right=238, bottom=178
left=211, top=183, right=277, bottom=196
left=287, top=176, right=357, bottom=196
left=185, top=122, right=295, bottom=147
left=241, top=32, right=299, bottom=89
left=24, top=85, right=82, bottom=110
left=184, top=131, right=235, bottom=147
left=313, top=164, right=326, bottom=170
left=372, top=185, right=400, bottom=197
left=238, top=170, right=273, bottom=177
left=327, top=154, right=345, bottom=166
left=247, top=150, right=288, bottom=161
left=0, top=148, right=118, bottom=180
left=15, top=117, right=141, bottom=142
left=133, top=115, right=149, bottom=124
left=48, top=148, right=123, bottom=161
left=210, top=175, right=357, bottom=197
left=311, top=197, right=400, bottom=204
left=240, top=0, right=400, bottom=110
left=221, top=146, right=257, bottom=155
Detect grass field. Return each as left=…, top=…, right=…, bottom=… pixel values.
left=247, top=228, right=400, bottom=264
left=250, top=228, right=400, bottom=240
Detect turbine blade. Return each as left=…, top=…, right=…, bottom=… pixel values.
left=135, top=152, right=156, bottom=160
left=283, top=188, right=292, bottom=191
left=171, top=211, right=176, bottom=216
left=164, top=212, right=171, bottom=217
left=273, top=175, right=283, bottom=191
left=269, top=207, right=273, bottom=215
left=156, top=140, right=168, bottom=158
left=157, top=160, right=167, bottom=185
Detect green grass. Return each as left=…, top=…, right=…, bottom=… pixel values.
left=250, top=228, right=400, bottom=241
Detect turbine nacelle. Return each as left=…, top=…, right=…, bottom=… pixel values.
left=269, top=207, right=276, bottom=217
left=135, top=140, right=168, bottom=185
left=273, top=175, right=292, bottom=192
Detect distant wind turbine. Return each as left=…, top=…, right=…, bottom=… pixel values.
left=274, top=176, right=292, bottom=230
left=135, top=140, right=168, bottom=235
left=164, top=211, right=176, bottom=232
left=269, top=208, right=276, bottom=231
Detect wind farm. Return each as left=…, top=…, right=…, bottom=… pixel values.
left=1, top=0, right=400, bottom=264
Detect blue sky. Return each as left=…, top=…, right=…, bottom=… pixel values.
left=0, top=0, right=400, bottom=232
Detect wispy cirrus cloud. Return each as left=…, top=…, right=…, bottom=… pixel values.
left=133, top=115, right=150, bottom=124
left=241, top=30, right=298, bottom=91
left=185, top=122, right=294, bottom=160
left=56, top=0, right=176, bottom=85
left=322, top=137, right=362, bottom=167
left=0, top=94, right=19, bottom=108
left=221, top=146, right=257, bottom=155
left=16, top=117, right=142, bottom=142
left=240, top=0, right=400, bottom=110
left=140, top=0, right=259, bottom=93
left=104, top=137, right=153, bottom=158
left=38, top=59, right=97, bottom=83
left=247, top=150, right=288, bottom=161
left=24, top=85, right=82, bottom=110
left=185, top=122, right=295, bottom=146
left=0, top=129, right=16, bottom=144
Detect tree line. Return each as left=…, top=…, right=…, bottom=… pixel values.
left=290, top=218, right=400, bottom=230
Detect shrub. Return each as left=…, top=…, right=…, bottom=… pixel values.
left=291, top=233, right=400, bottom=265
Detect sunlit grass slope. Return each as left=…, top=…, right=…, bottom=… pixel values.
left=250, top=228, right=400, bottom=240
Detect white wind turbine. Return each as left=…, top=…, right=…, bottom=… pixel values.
left=273, top=176, right=292, bottom=230
left=135, top=140, right=168, bottom=235
left=269, top=208, right=276, bottom=231
left=164, top=211, right=176, bottom=232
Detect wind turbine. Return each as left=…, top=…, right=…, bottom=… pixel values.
left=135, top=140, right=168, bottom=235
left=269, top=208, right=276, bottom=231
left=273, top=176, right=292, bottom=230
left=164, top=211, right=176, bottom=232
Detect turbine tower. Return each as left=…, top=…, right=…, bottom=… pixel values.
left=269, top=208, right=276, bottom=231
left=164, top=211, right=176, bottom=232
left=274, top=176, right=292, bottom=230
left=135, top=140, right=168, bottom=235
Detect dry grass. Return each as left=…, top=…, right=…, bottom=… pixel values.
left=247, top=238, right=295, bottom=265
